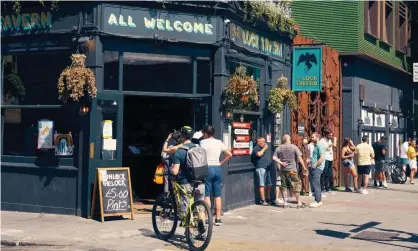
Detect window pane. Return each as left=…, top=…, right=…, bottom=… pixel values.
left=104, top=51, right=119, bottom=90
left=97, top=100, right=118, bottom=160
left=1, top=107, right=77, bottom=157
left=123, top=53, right=193, bottom=93
left=197, top=58, right=211, bottom=94
left=2, top=52, right=72, bottom=105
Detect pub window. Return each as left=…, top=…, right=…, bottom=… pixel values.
left=122, top=52, right=193, bottom=94
left=1, top=52, right=77, bottom=162
left=197, top=57, right=211, bottom=95
left=381, top=0, right=394, bottom=45
left=395, top=2, right=409, bottom=53
left=364, top=1, right=380, bottom=38
left=104, top=51, right=119, bottom=90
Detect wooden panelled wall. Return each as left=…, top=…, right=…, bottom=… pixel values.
left=291, top=35, right=342, bottom=186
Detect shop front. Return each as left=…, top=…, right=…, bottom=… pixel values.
left=1, top=2, right=293, bottom=217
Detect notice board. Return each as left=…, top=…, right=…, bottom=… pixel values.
left=90, top=167, right=134, bottom=222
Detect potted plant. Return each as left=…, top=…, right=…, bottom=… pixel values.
left=221, top=65, right=259, bottom=114
left=3, top=72, right=25, bottom=105
left=268, top=75, right=298, bottom=114
left=57, top=54, right=97, bottom=103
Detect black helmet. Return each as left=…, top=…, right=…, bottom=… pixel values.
left=180, top=126, right=194, bottom=139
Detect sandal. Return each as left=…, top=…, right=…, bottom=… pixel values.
left=297, top=204, right=307, bottom=209
left=410, top=181, right=415, bottom=185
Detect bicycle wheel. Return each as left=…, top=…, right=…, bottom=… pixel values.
left=392, top=167, right=407, bottom=184
left=185, top=200, right=213, bottom=251
left=152, top=192, right=178, bottom=240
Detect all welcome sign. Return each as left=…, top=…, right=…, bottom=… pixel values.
left=292, top=47, right=322, bottom=92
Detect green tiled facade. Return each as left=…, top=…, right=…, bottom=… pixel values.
left=292, top=1, right=410, bottom=72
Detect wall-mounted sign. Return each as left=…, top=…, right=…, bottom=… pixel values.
left=232, top=120, right=251, bottom=156
left=297, top=122, right=305, bottom=136
left=292, top=47, right=322, bottom=92
left=232, top=122, right=251, bottom=129
left=235, top=135, right=250, bottom=142
left=38, top=120, right=54, bottom=149
left=234, top=129, right=249, bottom=135
left=230, top=23, right=284, bottom=59
left=54, top=132, right=74, bottom=156
left=1, top=11, right=52, bottom=33
left=103, top=6, right=217, bottom=44
left=413, top=62, right=418, bottom=82
left=232, top=149, right=251, bottom=156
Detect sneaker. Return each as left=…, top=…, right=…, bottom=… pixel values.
left=345, top=187, right=353, bottom=192
left=215, top=218, right=222, bottom=226
left=354, top=188, right=359, bottom=193
left=330, top=186, right=338, bottom=191
left=277, top=198, right=285, bottom=204
left=373, top=182, right=378, bottom=188
left=309, top=192, right=313, bottom=197
left=309, top=201, right=322, bottom=208
left=362, top=189, right=369, bottom=195
left=260, top=200, right=268, bottom=206
left=382, top=181, right=388, bottom=188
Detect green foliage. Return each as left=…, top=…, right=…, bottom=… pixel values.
left=4, top=73, right=25, bottom=102
left=7, top=0, right=59, bottom=13
left=243, top=0, right=296, bottom=35
left=268, top=76, right=298, bottom=114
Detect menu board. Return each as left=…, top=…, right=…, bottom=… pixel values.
left=90, top=167, right=134, bottom=222
left=232, top=122, right=252, bottom=156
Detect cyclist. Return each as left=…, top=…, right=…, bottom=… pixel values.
left=170, top=126, right=205, bottom=223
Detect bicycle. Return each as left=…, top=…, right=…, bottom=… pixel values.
left=152, top=174, right=213, bottom=251
left=384, top=158, right=407, bottom=184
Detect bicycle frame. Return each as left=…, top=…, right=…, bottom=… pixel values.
left=169, top=180, right=197, bottom=227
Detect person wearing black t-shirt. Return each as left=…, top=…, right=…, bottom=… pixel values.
left=372, top=136, right=388, bottom=188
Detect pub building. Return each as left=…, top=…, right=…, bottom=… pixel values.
left=1, top=2, right=294, bottom=217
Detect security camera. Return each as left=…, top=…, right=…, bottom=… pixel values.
left=224, top=19, right=230, bottom=24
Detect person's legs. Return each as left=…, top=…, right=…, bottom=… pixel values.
left=343, top=167, right=350, bottom=188
left=279, top=171, right=289, bottom=204
left=255, top=168, right=266, bottom=203
left=350, top=165, right=358, bottom=190
left=289, top=172, right=302, bottom=205
left=410, top=160, right=417, bottom=184
left=320, top=164, right=327, bottom=192
left=265, top=169, right=272, bottom=201
left=211, top=166, right=223, bottom=223
left=310, top=168, right=322, bottom=204
left=204, top=167, right=214, bottom=209
left=324, top=160, right=331, bottom=191
left=275, top=171, right=282, bottom=202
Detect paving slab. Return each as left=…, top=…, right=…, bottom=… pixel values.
left=2, top=183, right=418, bottom=251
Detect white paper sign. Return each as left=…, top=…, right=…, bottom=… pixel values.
left=234, top=129, right=249, bottom=135
left=223, top=132, right=230, bottom=150
left=103, top=138, right=117, bottom=150
left=102, top=120, right=113, bottom=139
left=38, top=120, right=54, bottom=149
left=414, top=63, right=418, bottom=82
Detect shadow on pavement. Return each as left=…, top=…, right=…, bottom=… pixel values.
left=316, top=221, right=418, bottom=250
left=138, top=228, right=189, bottom=250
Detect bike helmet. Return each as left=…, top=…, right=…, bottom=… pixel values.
left=180, top=126, right=194, bottom=139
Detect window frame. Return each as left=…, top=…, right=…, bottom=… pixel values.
left=364, top=0, right=381, bottom=39
left=1, top=51, right=77, bottom=167
left=395, top=2, right=410, bottom=54
left=380, top=0, right=394, bottom=46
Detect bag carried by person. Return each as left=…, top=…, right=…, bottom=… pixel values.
left=153, top=163, right=165, bottom=185
left=181, top=144, right=209, bottom=181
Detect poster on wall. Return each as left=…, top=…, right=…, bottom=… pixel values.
left=231, top=122, right=251, bottom=156
left=102, top=120, right=113, bottom=139
left=37, top=120, right=54, bottom=149
left=54, top=132, right=74, bottom=156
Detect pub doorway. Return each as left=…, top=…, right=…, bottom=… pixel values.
left=122, top=96, right=194, bottom=203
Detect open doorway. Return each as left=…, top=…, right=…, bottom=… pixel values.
left=123, top=96, right=193, bottom=202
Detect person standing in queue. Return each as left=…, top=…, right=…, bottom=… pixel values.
left=407, top=139, right=418, bottom=185
left=355, top=135, right=375, bottom=194
left=200, top=125, right=232, bottom=226
left=161, top=130, right=183, bottom=193
left=251, top=137, right=273, bottom=206
left=309, top=132, right=325, bottom=208
left=372, top=136, right=388, bottom=188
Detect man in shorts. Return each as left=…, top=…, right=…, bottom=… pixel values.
left=400, top=138, right=411, bottom=173
left=355, top=135, right=375, bottom=194
left=372, top=136, right=388, bottom=188
left=251, top=137, right=272, bottom=205
left=272, top=134, right=307, bottom=208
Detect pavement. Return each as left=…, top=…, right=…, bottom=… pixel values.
left=2, top=183, right=418, bottom=251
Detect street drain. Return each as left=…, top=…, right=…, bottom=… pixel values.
left=352, top=231, right=399, bottom=241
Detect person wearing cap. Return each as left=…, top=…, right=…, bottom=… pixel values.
left=200, top=125, right=232, bottom=226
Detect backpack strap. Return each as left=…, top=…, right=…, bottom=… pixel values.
left=180, top=144, right=197, bottom=151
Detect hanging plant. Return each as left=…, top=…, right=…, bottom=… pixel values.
left=3, top=72, right=25, bottom=104
left=57, top=54, right=97, bottom=103
left=221, top=65, right=259, bottom=112
left=268, top=75, right=297, bottom=114
left=243, top=0, right=296, bottom=36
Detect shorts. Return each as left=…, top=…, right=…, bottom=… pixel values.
left=343, top=159, right=354, bottom=168
left=179, top=183, right=205, bottom=220
left=358, top=165, right=371, bottom=175
left=279, top=171, right=302, bottom=193
left=255, top=168, right=272, bottom=187
left=205, top=166, right=223, bottom=197
left=409, top=160, right=417, bottom=170
left=374, top=161, right=385, bottom=172
left=400, top=158, right=409, bottom=166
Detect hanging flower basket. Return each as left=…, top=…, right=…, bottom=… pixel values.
left=221, top=66, right=259, bottom=112
left=57, top=54, right=97, bottom=103
left=268, top=75, right=297, bottom=114
left=3, top=72, right=25, bottom=105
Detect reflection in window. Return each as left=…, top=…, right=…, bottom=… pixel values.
left=97, top=100, right=118, bottom=160
left=123, top=53, right=193, bottom=93
left=197, top=58, right=211, bottom=94
left=2, top=53, right=72, bottom=105
left=104, top=51, right=119, bottom=90
left=1, top=107, right=77, bottom=157
left=361, top=108, right=373, bottom=126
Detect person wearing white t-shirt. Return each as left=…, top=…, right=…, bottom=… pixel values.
left=319, top=130, right=336, bottom=194
left=400, top=138, right=411, bottom=172
left=200, top=125, right=232, bottom=226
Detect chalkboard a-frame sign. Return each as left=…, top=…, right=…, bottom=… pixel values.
left=90, top=167, right=134, bottom=222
